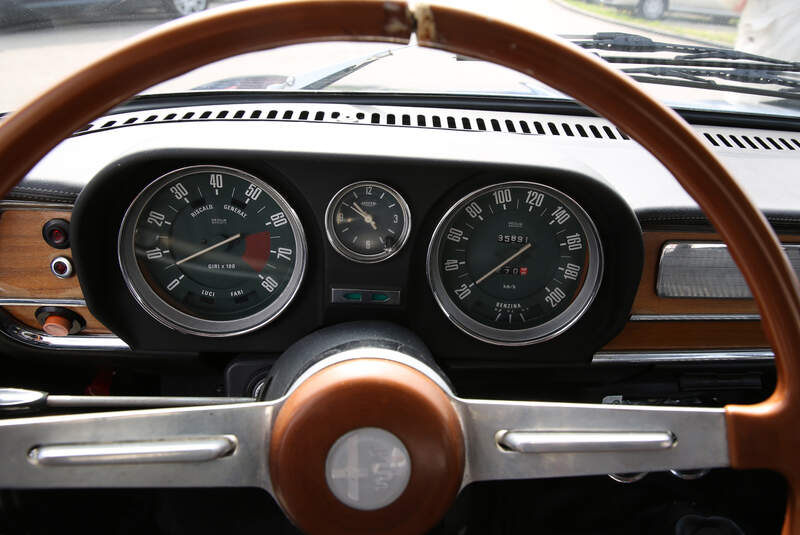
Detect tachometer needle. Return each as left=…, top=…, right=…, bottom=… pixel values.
left=474, top=242, right=532, bottom=285
left=174, top=233, right=242, bottom=266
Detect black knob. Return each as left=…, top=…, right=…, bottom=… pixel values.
left=42, top=219, right=70, bottom=249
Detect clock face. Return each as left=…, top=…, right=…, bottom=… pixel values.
left=325, top=181, right=411, bottom=263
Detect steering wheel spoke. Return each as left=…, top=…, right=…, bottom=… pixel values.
left=0, top=402, right=276, bottom=490
left=458, top=399, right=728, bottom=484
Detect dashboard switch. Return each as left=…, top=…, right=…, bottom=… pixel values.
left=42, top=218, right=70, bottom=249
left=50, top=256, right=73, bottom=279
left=35, top=307, right=86, bottom=336
left=42, top=315, right=72, bottom=337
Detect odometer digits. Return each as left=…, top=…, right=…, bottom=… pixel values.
left=118, top=165, right=307, bottom=337
left=427, top=182, right=602, bottom=345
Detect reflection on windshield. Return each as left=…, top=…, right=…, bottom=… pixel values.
left=0, top=0, right=798, bottom=116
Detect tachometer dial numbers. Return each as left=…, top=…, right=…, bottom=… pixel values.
left=427, top=182, right=602, bottom=346
left=325, top=181, right=411, bottom=263
left=118, top=165, right=307, bottom=337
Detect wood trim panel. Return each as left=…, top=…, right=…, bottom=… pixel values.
left=603, top=320, right=767, bottom=351
left=0, top=209, right=83, bottom=299
left=0, top=208, right=110, bottom=334
left=602, top=230, right=800, bottom=351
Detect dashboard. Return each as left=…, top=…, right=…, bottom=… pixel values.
left=2, top=97, right=799, bottom=398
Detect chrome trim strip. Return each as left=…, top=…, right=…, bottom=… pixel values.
left=630, top=313, right=761, bottom=321
left=0, top=200, right=73, bottom=211
left=29, top=436, right=237, bottom=466
left=592, top=349, right=774, bottom=364
left=0, top=298, right=87, bottom=307
left=657, top=242, right=800, bottom=299
left=2, top=318, right=130, bottom=351
left=608, top=472, right=647, bottom=483
left=0, top=388, right=47, bottom=411
left=46, top=395, right=255, bottom=409
left=497, top=430, right=675, bottom=453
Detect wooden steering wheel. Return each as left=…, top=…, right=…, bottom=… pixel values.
left=0, top=1, right=798, bottom=533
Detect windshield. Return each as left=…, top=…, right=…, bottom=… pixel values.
left=1, top=0, right=798, bottom=117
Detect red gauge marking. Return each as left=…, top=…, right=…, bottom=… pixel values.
left=243, top=231, right=270, bottom=272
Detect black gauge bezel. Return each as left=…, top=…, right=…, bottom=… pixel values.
left=324, top=181, right=411, bottom=264
left=426, top=181, right=603, bottom=346
left=117, top=165, right=307, bottom=337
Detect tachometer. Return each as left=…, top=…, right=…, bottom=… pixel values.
left=427, top=182, right=602, bottom=345
left=118, top=165, right=307, bottom=337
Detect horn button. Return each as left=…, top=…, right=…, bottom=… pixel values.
left=268, top=357, right=464, bottom=535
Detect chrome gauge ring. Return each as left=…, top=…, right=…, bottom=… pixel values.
left=325, top=181, right=411, bottom=263
left=427, top=181, right=603, bottom=346
left=118, top=165, right=307, bottom=337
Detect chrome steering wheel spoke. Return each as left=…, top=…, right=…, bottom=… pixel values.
left=457, top=398, right=729, bottom=485
left=0, top=401, right=276, bottom=490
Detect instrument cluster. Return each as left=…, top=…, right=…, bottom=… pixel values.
left=116, top=166, right=603, bottom=347
left=72, top=154, right=641, bottom=362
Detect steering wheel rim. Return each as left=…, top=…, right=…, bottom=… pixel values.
left=0, top=0, right=798, bottom=532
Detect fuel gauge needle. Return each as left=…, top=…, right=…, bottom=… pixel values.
left=475, top=242, right=532, bottom=285
left=174, top=233, right=242, bottom=266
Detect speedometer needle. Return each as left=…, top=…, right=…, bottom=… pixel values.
left=174, top=233, right=242, bottom=266
left=474, top=242, right=532, bottom=285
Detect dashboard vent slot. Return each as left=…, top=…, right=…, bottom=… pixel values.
left=72, top=103, right=797, bottom=156
left=700, top=129, right=799, bottom=151
left=76, top=104, right=633, bottom=144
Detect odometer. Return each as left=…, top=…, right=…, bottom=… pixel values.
left=118, top=165, right=307, bottom=337
left=427, top=182, right=602, bottom=345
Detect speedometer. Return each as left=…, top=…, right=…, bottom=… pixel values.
left=118, top=165, right=307, bottom=337
left=427, top=182, right=602, bottom=346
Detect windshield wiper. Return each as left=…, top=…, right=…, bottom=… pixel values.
left=569, top=32, right=799, bottom=67
left=624, top=67, right=800, bottom=101
left=564, top=32, right=800, bottom=102
left=271, top=48, right=400, bottom=91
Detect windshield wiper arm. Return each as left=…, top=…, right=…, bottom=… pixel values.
left=624, top=68, right=800, bottom=101
left=568, top=32, right=799, bottom=67
left=270, top=48, right=400, bottom=91
left=625, top=66, right=800, bottom=89
left=597, top=55, right=800, bottom=72
left=564, top=32, right=800, bottom=101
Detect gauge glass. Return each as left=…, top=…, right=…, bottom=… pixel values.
left=325, top=181, right=411, bottom=263
left=427, top=181, right=602, bottom=346
left=118, top=165, right=307, bottom=337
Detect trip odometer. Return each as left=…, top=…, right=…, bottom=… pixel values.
left=427, top=182, right=602, bottom=346
left=118, top=166, right=307, bottom=337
